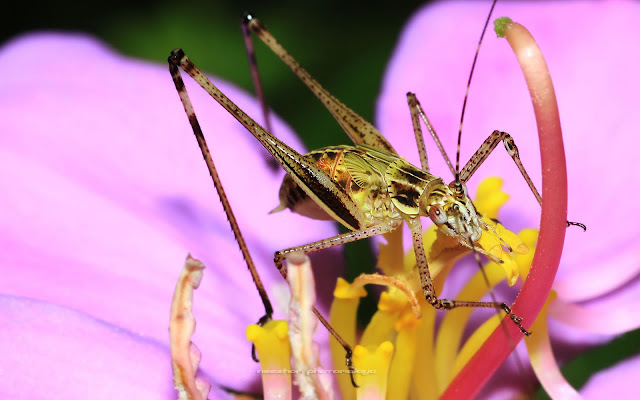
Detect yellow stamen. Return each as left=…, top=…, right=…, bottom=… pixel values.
left=353, top=342, right=394, bottom=400
left=477, top=218, right=525, bottom=286
left=360, top=284, right=419, bottom=347
left=246, top=320, right=291, bottom=400
left=473, top=177, right=509, bottom=219
left=452, top=312, right=502, bottom=378
left=434, top=260, right=506, bottom=389
left=388, top=314, right=420, bottom=400
left=378, top=228, right=405, bottom=275
left=410, top=306, right=439, bottom=400
left=447, top=229, right=538, bottom=383
left=330, top=278, right=367, bottom=400
left=359, top=311, right=396, bottom=350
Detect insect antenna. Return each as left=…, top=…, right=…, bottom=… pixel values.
left=457, top=1, right=534, bottom=396
left=454, top=0, right=497, bottom=187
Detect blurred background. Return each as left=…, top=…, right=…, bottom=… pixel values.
left=4, top=0, right=425, bottom=151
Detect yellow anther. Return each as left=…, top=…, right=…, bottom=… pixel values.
left=246, top=320, right=292, bottom=400
left=353, top=342, right=394, bottom=400
left=334, top=277, right=368, bottom=299
left=473, top=177, right=509, bottom=219
left=245, top=320, right=291, bottom=370
left=477, top=217, right=524, bottom=286
left=378, top=290, right=409, bottom=313
left=394, top=309, right=421, bottom=332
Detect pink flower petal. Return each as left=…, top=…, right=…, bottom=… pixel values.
left=0, top=295, right=233, bottom=400
left=580, top=353, right=640, bottom=398
left=376, top=1, right=640, bottom=302
left=527, top=302, right=581, bottom=399
left=0, top=32, right=342, bottom=391
left=550, top=274, right=640, bottom=335
left=377, top=0, right=640, bottom=396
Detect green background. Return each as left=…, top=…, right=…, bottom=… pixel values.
left=4, top=0, right=425, bottom=151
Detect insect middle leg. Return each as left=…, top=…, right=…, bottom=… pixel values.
left=459, top=130, right=586, bottom=230
left=405, top=216, right=531, bottom=335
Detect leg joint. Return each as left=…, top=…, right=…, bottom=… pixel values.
left=424, top=293, right=438, bottom=306
left=438, top=299, right=455, bottom=310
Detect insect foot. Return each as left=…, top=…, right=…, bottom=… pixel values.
left=502, top=304, right=531, bottom=336
left=567, top=220, right=587, bottom=231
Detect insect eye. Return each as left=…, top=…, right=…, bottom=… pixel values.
left=429, top=205, right=447, bottom=225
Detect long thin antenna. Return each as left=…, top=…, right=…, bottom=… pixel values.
left=455, top=0, right=498, bottom=184
left=458, top=2, right=534, bottom=397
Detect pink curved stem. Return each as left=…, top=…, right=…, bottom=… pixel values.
left=441, top=20, right=568, bottom=399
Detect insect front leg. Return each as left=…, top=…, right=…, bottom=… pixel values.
left=405, top=215, right=531, bottom=336
left=459, top=130, right=586, bottom=230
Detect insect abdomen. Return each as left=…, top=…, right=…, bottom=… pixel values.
left=272, top=145, right=402, bottom=228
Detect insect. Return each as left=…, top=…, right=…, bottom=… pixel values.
left=167, top=0, right=584, bottom=387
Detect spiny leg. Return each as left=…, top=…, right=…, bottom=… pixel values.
left=406, top=92, right=430, bottom=172
left=273, top=225, right=398, bottom=385
left=405, top=215, right=530, bottom=335
left=169, top=57, right=274, bottom=361
left=273, top=225, right=397, bottom=280
left=242, top=13, right=397, bottom=154
left=241, top=15, right=273, bottom=136
left=459, top=130, right=586, bottom=231
left=169, top=49, right=367, bottom=233
left=169, top=49, right=364, bottom=386
left=240, top=14, right=280, bottom=172
left=406, top=92, right=456, bottom=176
left=272, top=224, right=398, bottom=387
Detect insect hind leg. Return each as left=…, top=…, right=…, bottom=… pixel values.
left=168, top=51, right=277, bottom=362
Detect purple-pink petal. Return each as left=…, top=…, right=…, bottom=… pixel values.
left=550, top=272, right=640, bottom=336
left=376, top=0, right=640, bottom=325
left=0, top=295, right=234, bottom=400
left=580, top=353, right=640, bottom=398
left=0, top=32, right=342, bottom=392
